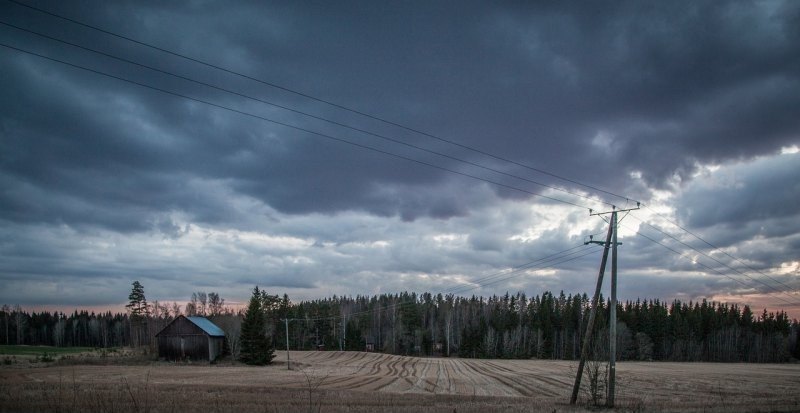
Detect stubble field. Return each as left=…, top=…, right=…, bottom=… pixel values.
left=1, top=350, right=799, bottom=412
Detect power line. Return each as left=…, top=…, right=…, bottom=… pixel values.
left=639, top=205, right=800, bottom=297
left=445, top=246, right=601, bottom=296
left=622, top=222, right=800, bottom=308
left=351, top=243, right=594, bottom=302
left=0, top=33, right=609, bottom=317
left=293, top=243, right=601, bottom=322
left=7, top=0, right=793, bottom=312
left=628, top=214, right=800, bottom=304
left=0, top=42, right=592, bottom=210
left=5, top=0, right=635, bottom=206
left=285, top=315, right=341, bottom=323
left=445, top=244, right=587, bottom=291
left=0, top=20, right=610, bottom=209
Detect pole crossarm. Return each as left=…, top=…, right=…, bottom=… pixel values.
left=589, top=206, right=640, bottom=216
left=584, top=234, right=621, bottom=246
left=584, top=240, right=621, bottom=246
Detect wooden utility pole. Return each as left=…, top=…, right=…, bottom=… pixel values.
left=283, top=318, right=290, bottom=370
left=342, top=315, right=347, bottom=351
left=608, top=210, right=618, bottom=407
left=445, top=317, right=451, bottom=357
left=570, top=216, right=614, bottom=405
left=570, top=205, right=637, bottom=406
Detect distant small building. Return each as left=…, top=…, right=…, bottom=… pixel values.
left=155, top=315, right=225, bottom=362
left=365, top=342, right=375, bottom=352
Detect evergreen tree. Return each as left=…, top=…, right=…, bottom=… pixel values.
left=239, top=286, right=275, bottom=365
left=125, top=281, right=149, bottom=319
left=125, top=280, right=149, bottom=347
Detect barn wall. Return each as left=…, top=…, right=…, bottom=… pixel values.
left=209, top=337, right=224, bottom=361
left=157, top=316, right=226, bottom=362
left=158, top=334, right=210, bottom=361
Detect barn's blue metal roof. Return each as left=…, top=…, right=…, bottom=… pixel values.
left=186, top=316, right=225, bottom=337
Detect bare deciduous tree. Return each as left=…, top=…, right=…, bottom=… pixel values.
left=170, top=302, right=182, bottom=318
left=294, top=364, right=331, bottom=413
left=214, top=314, right=242, bottom=361
left=583, top=328, right=609, bottom=407
left=196, top=292, right=208, bottom=316
left=208, top=293, right=225, bottom=316
left=2, top=304, right=10, bottom=345
left=13, top=304, right=26, bottom=345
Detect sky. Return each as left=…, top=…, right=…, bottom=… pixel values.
left=1, top=1, right=799, bottom=318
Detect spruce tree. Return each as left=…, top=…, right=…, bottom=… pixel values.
left=239, top=286, right=275, bottom=365
left=125, top=280, right=149, bottom=347
left=126, top=281, right=149, bottom=319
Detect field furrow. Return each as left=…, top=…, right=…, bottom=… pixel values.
left=8, top=351, right=798, bottom=412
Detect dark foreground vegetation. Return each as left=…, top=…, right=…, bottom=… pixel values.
left=3, top=290, right=799, bottom=363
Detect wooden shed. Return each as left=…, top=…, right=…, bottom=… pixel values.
left=155, top=315, right=225, bottom=362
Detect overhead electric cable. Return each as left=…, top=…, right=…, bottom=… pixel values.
left=445, top=245, right=601, bottom=296
left=0, top=20, right=610, bottom=208
left=622, top=222, right=800, bottom=307
left=0, top=42, right=592, bottom=210
left=14, top=0, right=783, bottom=297
left=628, top=214, right=800, bottom=303
left=291, top=243, right=600, bottom=322
left=5, top=0, right=636, bottom=206
left=10, top=0, right=789, bottom=312
left=443, top=244, right=587, bottom=290
left=637, top=206, right=800, bottom=297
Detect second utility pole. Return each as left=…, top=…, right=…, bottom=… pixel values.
left=284, top=318, right=291, bottom=370
left=608, top=210, right=618, bottom=407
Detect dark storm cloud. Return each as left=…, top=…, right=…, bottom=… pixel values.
left=2, top=0, right=798, bottom=228
left=678, top=154, right=800, bottom=229
left=487, top=1, right=800, bottom=190
left=1, top=1, right=799, bottom=311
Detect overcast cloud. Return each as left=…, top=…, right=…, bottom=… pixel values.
left=1, top=0, right=798, bottom=316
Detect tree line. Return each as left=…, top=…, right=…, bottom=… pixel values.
left=274, top=291, right=799, bottom=363
left=2, top=290, right=798, bottom=363
left=0, top=283, right=236, bottom=350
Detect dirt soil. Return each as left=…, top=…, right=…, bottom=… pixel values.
left=1, top=350, right=798, bottom=412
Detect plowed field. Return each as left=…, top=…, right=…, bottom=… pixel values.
left=1, top=351, right=798, bottom=412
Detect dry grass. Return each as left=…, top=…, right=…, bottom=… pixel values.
left=1, top=351, right=799, bottom=412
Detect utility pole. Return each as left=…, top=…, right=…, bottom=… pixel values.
left=570, top=216, right=614, bottom=405
left=570, top=204, right=637, bottom=406
left=445, top=317, right=451, bottom=357
left=283, top=318, right=290, bottom=370
left=608, top=210, right=619, bottom=407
